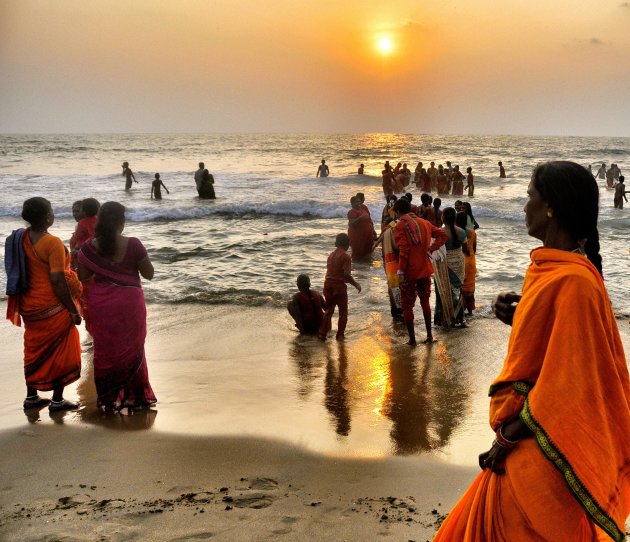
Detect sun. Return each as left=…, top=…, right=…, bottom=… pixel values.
left=377, top=36, right=393, bottom=55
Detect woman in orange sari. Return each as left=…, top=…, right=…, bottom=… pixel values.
left=434, top=162, right=630, bottom=541
left=7, top=198, right=83, bottom=412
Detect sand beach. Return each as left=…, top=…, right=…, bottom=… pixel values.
left=1, top=302, right=628, bottom=541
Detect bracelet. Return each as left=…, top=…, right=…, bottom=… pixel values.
left=495, top=426, right=518, bottom=449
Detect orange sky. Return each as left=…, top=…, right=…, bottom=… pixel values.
left=1, top=0, right=629, bottom=135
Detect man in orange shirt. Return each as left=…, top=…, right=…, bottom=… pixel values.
left=393, top=198, right=447, bottom=345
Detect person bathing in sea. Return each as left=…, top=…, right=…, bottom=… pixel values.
left=287, top=274, right=326, bottom=335
left=317, top=159, right=329, bottom=177
left=498, top=161, right=506, bottom=178
left=614, top=176, right=628, bottom=209
left=357, top=164, right=364, bottom=175
left=318, top=233, right=361, bottom=341
left=151, top=173, right=170, bottom=200
left=122, top=162, right=137, bottom=191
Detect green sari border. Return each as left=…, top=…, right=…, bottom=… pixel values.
left=520, top=399, right=623, bottom=542
left=488, top=380, right=533, bottom=397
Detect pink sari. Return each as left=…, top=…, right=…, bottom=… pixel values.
left=78, top=238, right=156, bottom=411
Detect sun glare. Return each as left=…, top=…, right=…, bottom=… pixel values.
left=377, top=36, right=393, bottom=55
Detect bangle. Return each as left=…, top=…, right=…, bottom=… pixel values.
left=495, top=426, right=518, bottom=449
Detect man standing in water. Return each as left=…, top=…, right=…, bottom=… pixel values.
left=194, top=162, right=205, bottom=197
left=122, top=162, right=136, bottom=190
left=498, top=161, right=506, bottom=178
left=317, top=159, right=329, bottom=178
left=393, top=198, right=447, bottom=346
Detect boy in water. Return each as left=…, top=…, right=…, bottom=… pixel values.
left=287, top=274, right=326, bottom=334
left=614, top=176, right=628, bottom=209
left=318, top=233, right=361, bottom=341
left=151, top=173, right=170, bottom=200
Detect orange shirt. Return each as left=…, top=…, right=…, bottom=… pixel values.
left=393, top=214, right=447, bottom=281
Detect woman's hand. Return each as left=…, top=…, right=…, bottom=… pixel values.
left=492, top=291, right=522, bottom=326
left=478, top=441, right=511, bottom=474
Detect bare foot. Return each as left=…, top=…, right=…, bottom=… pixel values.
left=406, top=339, right=417, bottom=347
left=423, top=337, right=437, bottom=344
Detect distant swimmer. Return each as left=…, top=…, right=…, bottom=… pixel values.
left=498, top=161, right=506, bottom=178
left=122, top=162, right=137, bottom=190
left=287, top=274, right=325, bottom=335
left=357, top=163, right=364, bottom=175
left=151, top=173, right=170, bottom=200
left=317, top=159, right=329, bottom=178
left=595, top=163, right=606, bottom=180
left=194, top=162, right=216, bottom=199
left=466, top=167, right=474, bottom=197
left=614, top=176, right=628, bottom=209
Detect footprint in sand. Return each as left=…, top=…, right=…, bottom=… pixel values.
left=247, top=477, right=279, bottom=490
left=231, top=491, right=276, bottom=509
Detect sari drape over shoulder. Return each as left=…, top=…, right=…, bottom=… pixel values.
left=434, top=248, right=630, bottom=542
left=462, top=228, right=476, bottom=312
left=78, top=239, right=156, bottom=411
left=19, top=231, right=82, bottom=391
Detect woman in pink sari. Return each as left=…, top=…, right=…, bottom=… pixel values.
left=77, top=202, right=156, bottom=413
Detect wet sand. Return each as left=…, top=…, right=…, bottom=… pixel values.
left=0, top=302, right=628, bottom=540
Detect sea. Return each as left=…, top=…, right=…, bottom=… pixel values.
left=0, top=134, right=628, bottom=465
left=1, top=133, right=628, bottom=316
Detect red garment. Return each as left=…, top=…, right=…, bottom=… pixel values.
left=400, top=277, right=431, bottom=321
left=319, top=284, right=348, bottom=338
left=70, top=216, right=97, bottom=251
left=323, top=247, right=351, bottom=286
left=347, top=208, right=374, bottom=260
left=393, top=214, right=447, bottom=281
left=294, top=289, right=324, bottom=334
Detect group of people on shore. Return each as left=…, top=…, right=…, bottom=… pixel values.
left=293, top=160, right=630, bottom=540
left=6, top=197, right=156, bottom=415
left=120, top=161, right=216, bottom=200
left=288, top=190, right=479, bottom=346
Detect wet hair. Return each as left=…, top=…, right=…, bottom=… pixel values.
left=462, top=201, right=475, bottom=221
left=620, top=176, right=625, bottom=183
left=335, top=232, right=350, bottom=249
left=155, top=173, right=160, bottom=179
left=405, top=192, right=413, bottom=202
left=532, top=161, right=602, bottom=275
left=455, top=211, right=468, bottom=230
left=420, top=193, right=430, bottom=205
left=21, top=197, right=51, bottom=229
left=394, top=198, right=411, bottom=214
left=356, top=192, right=365, bottom=202
left=433, top=197, right=441, bottom=208
left=443, top=207, right=461, bottom=248
left=350, top=196, right=358, bottom=206
left=95, top=201, right=126, bottom=258
left=296, top=274, right=311, bottom=290
left=81, top=198, right=100, bottom=218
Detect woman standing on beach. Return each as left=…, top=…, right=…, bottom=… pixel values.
left=433, top=207, right=467, bottom=328
left=78, top=202, right=157, bottom=413
left=456, top=211, right=476, bottom=316
left=433, top=162, right=630, bottom=541
left=6, top=197, right=82, bottom=412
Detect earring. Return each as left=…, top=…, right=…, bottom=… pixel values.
left=546, top=209, right=553, bottom=218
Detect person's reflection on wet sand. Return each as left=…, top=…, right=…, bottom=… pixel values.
left=382, top=343, right=470, bottom=454
left=288, top=336, right=325, bottom=400
left=324, top=342, right=351, bottom=436
left=381, top=347, right=432, bottom=453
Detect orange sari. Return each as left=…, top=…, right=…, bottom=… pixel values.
left=434, top=248, right=630, bottom=541
left=19, top=231, right=82, bottom=391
